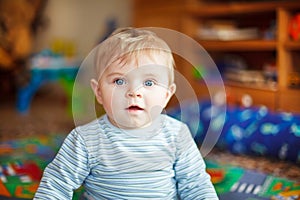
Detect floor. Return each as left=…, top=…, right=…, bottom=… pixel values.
left=207, top=149, right=300, bottom=182
left=1, top=84, right=300, bottom=181
left=0, top=84, right=74, bottom=141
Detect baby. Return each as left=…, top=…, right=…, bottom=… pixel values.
left=34, top=28, right=219, bottom=199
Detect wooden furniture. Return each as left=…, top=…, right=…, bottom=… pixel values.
left=133, top=0, right=300, bottom=113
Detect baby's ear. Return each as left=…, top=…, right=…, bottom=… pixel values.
left=90, top=79, right=103, bottom=104
left=164, top=83, right=176, bottom=107
left=168, top=83, right=176, bottom=96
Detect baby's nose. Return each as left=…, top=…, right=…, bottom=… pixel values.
left=126, top=87, right=142, bottom=98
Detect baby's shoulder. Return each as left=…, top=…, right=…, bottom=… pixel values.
left=73, top=116, right=107, bottom=141
left=163, top=114, right=186, bottom=126
left=162, top=115, right=189, bottom=133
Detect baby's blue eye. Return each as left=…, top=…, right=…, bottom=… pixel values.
left=114, top=79, right=125, bottom=85
left=144, top=80, right=154, bottom=87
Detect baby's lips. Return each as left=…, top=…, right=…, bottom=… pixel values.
left=127, top=105, right=144, bottom=111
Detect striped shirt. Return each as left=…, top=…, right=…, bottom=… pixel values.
left=34, top=114, right=219, bottom=199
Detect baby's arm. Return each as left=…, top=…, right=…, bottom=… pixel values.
left=174, top=125, right=219, bottom=200
left=34, top=130, right=90, bottom=199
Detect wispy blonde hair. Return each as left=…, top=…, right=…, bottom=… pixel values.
left=94, top=27, right=175, bottom=84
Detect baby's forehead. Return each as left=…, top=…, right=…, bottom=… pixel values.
left=107, top=52, right=169, bottom=70
left=105, top=61, right=170, bottom=76
left=96, top=49, right=174, bottom=82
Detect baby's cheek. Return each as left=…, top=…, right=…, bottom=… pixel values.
left=149, top=105, right=164, bottom=122
left=151, top=92, right=169, bottom=105
left=111, top=87, right=126, bottom=98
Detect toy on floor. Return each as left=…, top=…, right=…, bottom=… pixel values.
left=207, top=168, right=225, bottom=184
left=16, top=49, right=80, bottom=114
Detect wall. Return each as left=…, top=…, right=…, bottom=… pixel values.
left=33, top=0, right=133, bottom=58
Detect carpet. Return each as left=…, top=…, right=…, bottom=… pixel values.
left=0, top=135, right=299, bottom=199
left=206, top=161, right=300, bottom=200
left=0, top=134, right=83, bottom=199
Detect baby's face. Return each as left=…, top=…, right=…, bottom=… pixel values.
left=94, top=54, right=176, bottom=129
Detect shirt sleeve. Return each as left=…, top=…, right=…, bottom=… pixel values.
left=174, top=124, right=219, bottom=200
left=34, top=129, right=90, bottom=199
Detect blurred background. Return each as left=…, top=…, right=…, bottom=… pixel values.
left=33, top=0, right=132, bottom=58
left=1, top=0, right=300, bottom=139
left=0, top=0, right=133, bottom=139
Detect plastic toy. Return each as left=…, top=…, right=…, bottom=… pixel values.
left=17, top=67, right=78, bottom=114
left=16, top=50, right=79, bottom=114
left=289, top=13, right=300, bottom=41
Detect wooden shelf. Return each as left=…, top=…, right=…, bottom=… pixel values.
left=197, top=40, right=277, bottom=51
left=133, top=0, right=300, bottom=112
left=278, top=88, right=300, bottom=113
left=284, top=41, right=300, bottom=50
left=225, top=81, right=277, bottom=92
left=198, top=39, right=300, bottom=51
left=186, top=1, right=300, bottom=17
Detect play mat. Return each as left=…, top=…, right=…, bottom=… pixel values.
left=0, top=134, right=299, bottom=200
left=0, top=134, right=83, bottom=200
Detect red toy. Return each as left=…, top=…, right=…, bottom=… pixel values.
left=207, top=169, right=225, bottom=184
left=289, top=13, right=300, bottom=41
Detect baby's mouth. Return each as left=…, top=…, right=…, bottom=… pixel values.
left=127, top=105, right=144, bottom=111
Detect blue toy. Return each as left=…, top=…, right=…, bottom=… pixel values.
left=17, top=50, right=79, bottom=114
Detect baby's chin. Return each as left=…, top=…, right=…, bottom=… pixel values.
left=107, top=115, right=150, bottom=130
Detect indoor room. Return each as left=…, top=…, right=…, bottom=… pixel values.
left=0, top=0, right=299, bottom=199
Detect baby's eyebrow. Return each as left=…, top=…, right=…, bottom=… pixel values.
left=106, top=72, right=124, bottom=78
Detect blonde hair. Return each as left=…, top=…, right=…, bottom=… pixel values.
left=94, top=27, right=175, bottom=84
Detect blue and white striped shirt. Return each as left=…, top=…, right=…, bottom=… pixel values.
left=34, top=114, right=218, bottom=199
